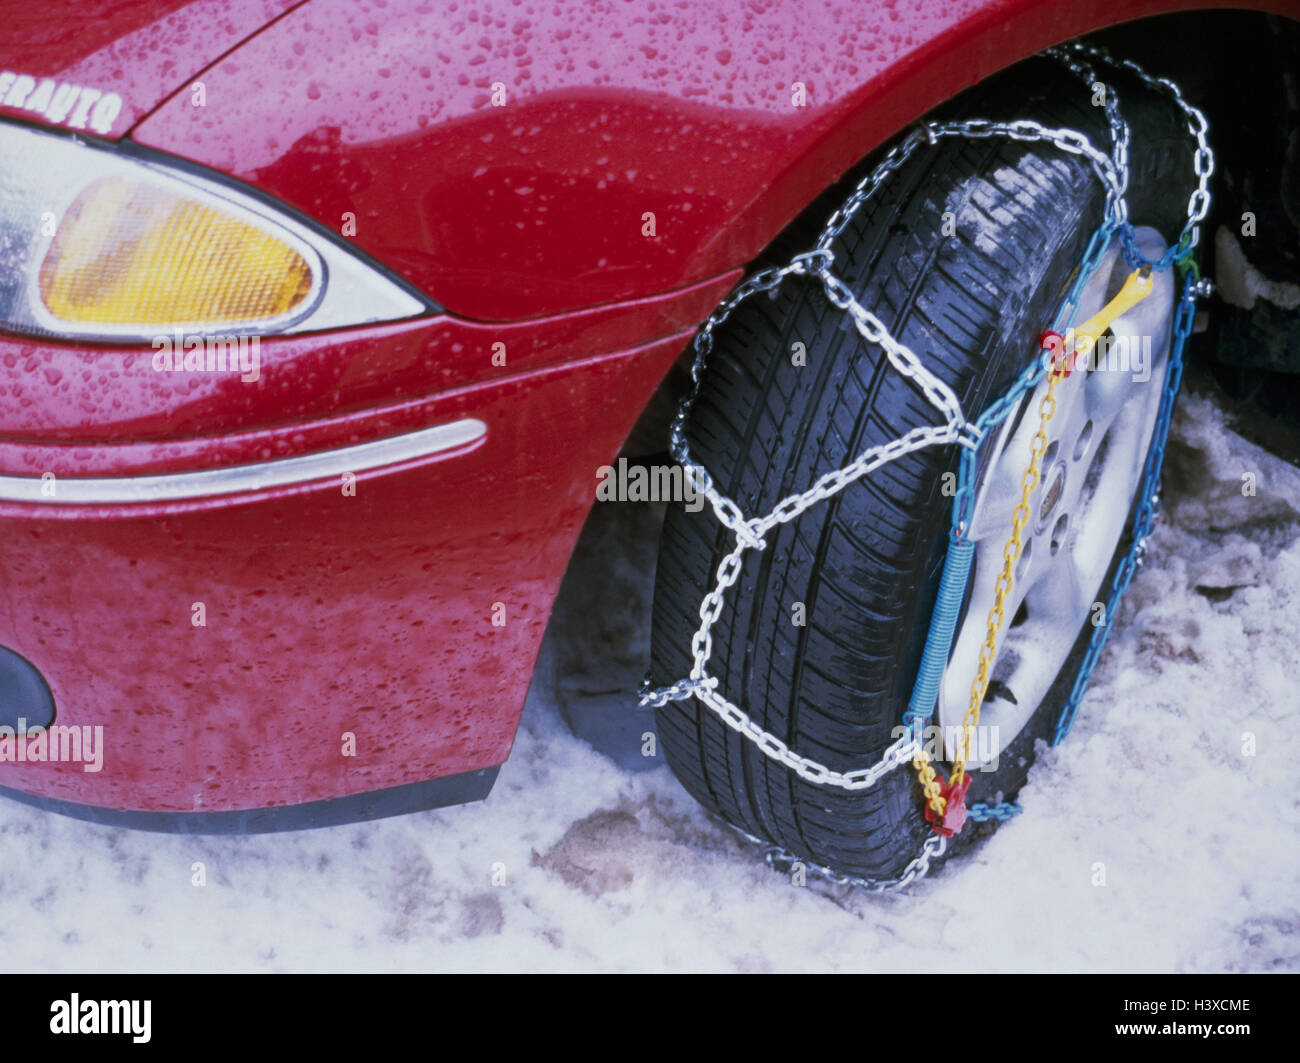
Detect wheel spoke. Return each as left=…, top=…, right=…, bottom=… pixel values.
left=968, top=389, right=1041, bottom=541
left=967, top=461, right=1024, bottom=542
left=1081, top=347, right=1131, bottom=428
left=939, top=530, right=1036, bottom=732
left=1028, top=544, right=1090, bottom=628
left=940, top=547, right=1000, bottom=720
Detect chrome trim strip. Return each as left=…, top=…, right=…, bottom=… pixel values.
left=2, top=418, right=486, bottom=505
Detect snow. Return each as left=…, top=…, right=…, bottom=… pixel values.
left=1215, top=225, right=1300, bottom=312
left=1, top=392, right=1297, bottom=973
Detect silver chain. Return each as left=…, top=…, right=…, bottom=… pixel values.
left=734, top=824, right=949, bottom=893
left=644, top=47, right=1209, bottom=890
left=1060, top=41, right=1214, bottom=256
left=1044, top=45, right=1132, bottom=212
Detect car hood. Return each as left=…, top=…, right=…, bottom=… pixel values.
left=0, top=0, right=297, bottom=139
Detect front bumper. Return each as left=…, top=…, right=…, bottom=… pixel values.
left=0, top=271, right=736, bottom=829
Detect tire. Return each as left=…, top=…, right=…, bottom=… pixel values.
left=649, top=57, right=1192, bottom=880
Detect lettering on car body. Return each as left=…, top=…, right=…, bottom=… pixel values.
left=0, top=70, right=122, bottom=134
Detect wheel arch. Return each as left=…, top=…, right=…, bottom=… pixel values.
left=616, top=4, right=1299, bottom=463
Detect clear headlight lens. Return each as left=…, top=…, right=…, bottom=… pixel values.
left=0, top=122, right=426, bottom=341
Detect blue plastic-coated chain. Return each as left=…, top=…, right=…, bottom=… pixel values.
left=1120, top=224, right=1195, bottom=274
left=968, top=801, right=1024, bottom=822
left=1051, top=266, right=1196, bottom=744
left=1055, top=220, right=1122, bottom=333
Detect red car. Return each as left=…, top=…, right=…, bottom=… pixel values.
left=1, top=0, right=1297, bottom=885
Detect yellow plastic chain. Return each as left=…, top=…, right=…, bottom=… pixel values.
left=951, top=267, right=1154, bottom=787
left=915, top=268, right=1154, bottom=820
left=950, top=368, right=1063, bottom=789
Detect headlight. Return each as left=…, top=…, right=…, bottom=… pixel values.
left=0, top=122, right=426, bottom=342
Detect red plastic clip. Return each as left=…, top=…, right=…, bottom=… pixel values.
left=924, top=773, right=973, bottom=837
left=1039, top=329, right=1071, bottom=378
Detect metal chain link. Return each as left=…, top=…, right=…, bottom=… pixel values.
left=1060, top=41, right=1214, bottom=266
left=734, top=824, right=950, bottom=894
left=1045, top=45, right=1132, bottom=212
left=642, top=45, right=1212, bottom=891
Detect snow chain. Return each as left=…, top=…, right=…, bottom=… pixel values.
left=639, top=41, right=1215, bottom=892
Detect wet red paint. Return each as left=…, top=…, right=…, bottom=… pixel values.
left=0, top=0, right=297, bottom=135
left=129, top=0, right=1297, bottom=319
left=0, top=272, right=736, bottom=453
left=0, top=327, right=695, bottom=811
left=1, top=0, right=1294, bottom=818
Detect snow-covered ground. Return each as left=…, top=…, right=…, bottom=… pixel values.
left=1, top=392, right=1297, bottom=973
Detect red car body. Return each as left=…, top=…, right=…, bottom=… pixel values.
left=0, top=0, right=1294, bottom=829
